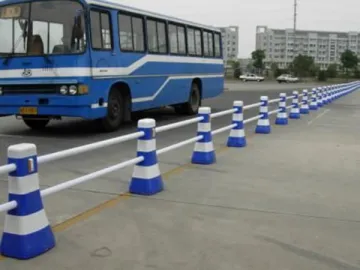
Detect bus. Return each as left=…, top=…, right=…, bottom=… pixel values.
left=0, top=0, right=224, bottom=131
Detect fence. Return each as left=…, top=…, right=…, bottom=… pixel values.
left=0, top=82, right=358, bottom=260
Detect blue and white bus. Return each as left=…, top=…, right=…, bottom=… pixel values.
left=0, top=0, right=224, bottom=131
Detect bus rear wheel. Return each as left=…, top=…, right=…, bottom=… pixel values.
left=174, top=83, right=201, bottom=115
left=100, top=89, right=124, bottom=132
left=23, top=117, right=50, bottom=130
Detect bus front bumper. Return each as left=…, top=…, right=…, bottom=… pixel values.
left=0, top=95, right=107, bottom=119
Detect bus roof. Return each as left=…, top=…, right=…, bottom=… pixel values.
left=86, top=0, right=221, bottom=32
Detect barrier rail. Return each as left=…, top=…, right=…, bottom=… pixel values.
left=0, top=81, right=359, bottom=260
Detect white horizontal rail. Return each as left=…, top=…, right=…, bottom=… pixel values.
left=286, top=104, right=295, bottom=109
left=244, top=114, right=262, bottom=124
left=157, top=135, right=203, bottom=155
left=41, top=156, right=143, bottom=197
left=212, top=124, right=237, bottom=136
left=269, top=108, right=282, bottom=116
left=0, top=163, right=16, bottom=175
left=286, top=96, right=295, bottom=100
left=244, top=102, right=262, bottom=110
left=211, top=108, right=236, bottom=119
left=155, top=117, right=202, bottom=133
left=0, top=200, right=17, bottom=213
left=38, top=131, right=144, bottom=164
left=268, top=98, right=281, bottom=104
left=298, top=93, right=304, bottom=97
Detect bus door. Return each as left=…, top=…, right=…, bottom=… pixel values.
left=88, top=8, right=117, bottom=78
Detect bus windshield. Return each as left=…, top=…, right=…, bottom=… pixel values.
left=0, top=0, right=86, bottom=57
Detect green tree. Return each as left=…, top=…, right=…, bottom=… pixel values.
left=228, top=60, right=241, bottom=79
left=317, top=70, right=327, bottom=81
left=251, top=50, right=266, bottom=72
left=340, top=50, right=358, bottom=77
left=326, top=63, right=338, bottom=78
left=292, top=54, right=315, bottom=77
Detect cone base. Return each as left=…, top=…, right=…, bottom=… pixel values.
left=191, top=151, right=216, bottom=165
left=275, top=118, right=288, bottom=125
left=255, top=125, right=271, bottom=134
left=227, top=137, right=246, bottom=148
left=129, top=175, right=164, bottom=196
left=0, top=225, right=55, bottom=260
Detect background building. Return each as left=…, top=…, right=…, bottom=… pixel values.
left=219, top=26, right=239, bottom=65
left=256, top=25, right=360, bottom=70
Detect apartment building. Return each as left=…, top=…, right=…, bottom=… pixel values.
left=219, top=26, right=239, bottom=65
left=256, top=25, right=360, bottom=70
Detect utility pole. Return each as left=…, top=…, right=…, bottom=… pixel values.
left=293, top=0, right=297, bottom=54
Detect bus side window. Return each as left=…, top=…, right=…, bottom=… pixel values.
left=90, top=9, right=112, bottom=50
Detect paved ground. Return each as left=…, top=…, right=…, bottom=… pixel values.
left=1, top=82, right=359, bottom=269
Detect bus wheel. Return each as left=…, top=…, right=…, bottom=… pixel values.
left=174, top=83, right=201, bottom=115
left=100, top=89, right=124, bottom=132
left=23, top=117, right=50, bottom=130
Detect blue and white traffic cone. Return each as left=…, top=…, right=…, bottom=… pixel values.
left=309, top=89, right=318, bottom=110
left=300, top=89, right=310, bottom=114
left=317, top=87, right=323, bottom=107
left=325, top=86, right=331, bottom=104
left=192, top=107, right=216, bottom=165
left=0, top=143, right=55, bottom=259
left=255, top=96, right=271, bottom=134
left=129, top=118, right=164, bottom=195
left=322, top=86, right=329, bottom=105
left=289, top=91, right=301, bottom=119
left=227, top=101, right=246, bottom=148
left=275, top=93, right=288, bottom=125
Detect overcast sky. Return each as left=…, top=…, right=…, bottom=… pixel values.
left=116, top=0, right=360, bottom=58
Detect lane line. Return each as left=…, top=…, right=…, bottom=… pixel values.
left=308, top=109, right=330, bottom=126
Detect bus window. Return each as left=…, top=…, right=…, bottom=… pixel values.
left=203, top=31, right=209, bottom=56
left=214, top=33, right=221, bottom=57
left=187, top=28, right=195, bottom=55
left=194, top=29, right=202, bottom=56
left=49, top=23, right=64, bottom=53
left=147, top=19, right=167, bottom=54
left=91, top=10, right=112, bottom=50
left=31, top=21, right=48, bottom=54
left=118, top=13, right=144, bottom=52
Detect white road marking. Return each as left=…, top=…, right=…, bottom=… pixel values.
left=308, top=109, right=330, bottom=126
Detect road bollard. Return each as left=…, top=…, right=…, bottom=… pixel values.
left=309, top=88, right=318, bottom=110
left=227, top=101, right=246, bottom=148
left=129, top=118, right=164, bottom=195
left=317, top=87, right=324, bottom=107
left=275, top=93, right=288, bottom=125
left=192, top=107, right=216, bottom=165
left=300, top=89, right=310, bottom=114
left=0, top=143, right=55, bottom=260
left=289, top=91, right=301, bottom=119
left=255, top=96, right=271, bottom=134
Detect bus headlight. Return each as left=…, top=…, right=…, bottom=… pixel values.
left=60, top=85, right=68, bottom=95
left=69, top=85, right=78, bottom=95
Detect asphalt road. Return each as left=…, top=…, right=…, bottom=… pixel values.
left=0, top=82, right=321, bottom=165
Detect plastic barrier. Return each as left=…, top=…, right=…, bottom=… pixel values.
left=0, top=81, right=359, bottom=260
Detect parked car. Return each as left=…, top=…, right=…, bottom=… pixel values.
left=239, top=73, right=265, bottom=82
left=276, top=74, right=299, bottom=83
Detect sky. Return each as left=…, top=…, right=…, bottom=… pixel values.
left=115, top=0, right=360, bottom=58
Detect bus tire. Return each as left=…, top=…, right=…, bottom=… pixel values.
left=23, top=117, right=50, bottom=130
left=100, top=89, right=124, bottom=132
left=174, top=83, right=201, bottom=115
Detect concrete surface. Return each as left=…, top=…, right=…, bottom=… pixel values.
left=0, top=85, right=359, bottom=269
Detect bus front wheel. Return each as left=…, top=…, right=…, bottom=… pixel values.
left=174, top=83, right=201, bottom=115
left=100, top=89, right=124, bottom=132
left=23, top=117, right=50, bottom=130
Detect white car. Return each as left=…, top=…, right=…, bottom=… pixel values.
left=239, top=73, right=265, bottom=82
left=277, top=74, right=299, bottom=83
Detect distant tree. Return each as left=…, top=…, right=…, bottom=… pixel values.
left=326, top=63, right=338, bottom=78
left=318, top=70, right=327, bottom=81
left=251, top=50, right=266, bottom=73
left=292, top=54, right=315, bottom=77
left=228, top=60, right=241, bottom=79
left=309, top=64, right=320, bottom=77
left=353, top=67, right=360, bottom=79
left=341, top=50, right=358, bottom=77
